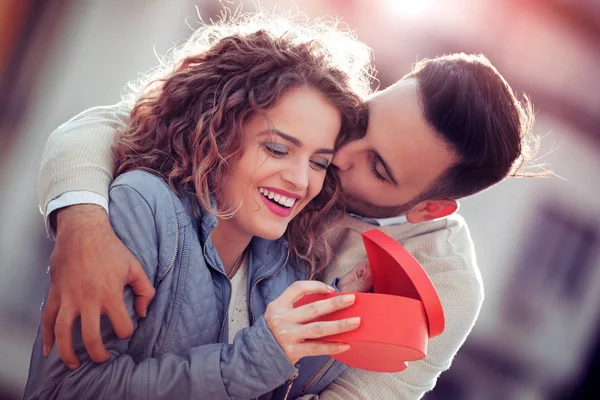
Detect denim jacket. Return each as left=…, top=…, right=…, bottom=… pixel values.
left=24, top=171, right=346, bottom=400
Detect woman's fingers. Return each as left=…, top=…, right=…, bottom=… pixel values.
left=291, top=294, right=356, bottom=323
left=265, top=280, right=363, bottom=364
left=301, top=317, right=361, bottom=339
left=276, top=280, right=335, bottom=306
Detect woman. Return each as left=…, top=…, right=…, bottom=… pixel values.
left=25, top=13, right=372, bottom=400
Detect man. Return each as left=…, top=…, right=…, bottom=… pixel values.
left=37, top=53, right=538, bottom=399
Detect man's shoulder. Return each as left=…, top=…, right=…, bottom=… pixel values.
left=335, top=212, right=483, bottom=316
left=350, top=213, right=479, bottom=281
left=382, top=214, right=484, bottom=314
left=57, top=102, right=132, bottom=131
left=409, top=214, right=482, bottom=292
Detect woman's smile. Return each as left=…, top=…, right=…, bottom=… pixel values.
left=217, top=85, right=340, bottom=242
left=258, top=187, right=301, bottom=217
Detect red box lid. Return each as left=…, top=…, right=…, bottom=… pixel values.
left=362, top=229, right=445, bottom=338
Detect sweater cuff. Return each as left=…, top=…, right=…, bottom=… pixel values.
left=44, top=191, right=109, bottom=239
left=39, top=166, right=112, bottom=235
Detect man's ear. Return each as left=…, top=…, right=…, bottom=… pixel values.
left=406, top=199, right=459, bottom=224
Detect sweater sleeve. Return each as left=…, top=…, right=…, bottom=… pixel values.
left=37, top=102, right=132, bottom=220
left=314, top=217, right=484, bottom=400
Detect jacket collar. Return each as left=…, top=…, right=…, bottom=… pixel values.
left=180, top=193, right=291, bottom=278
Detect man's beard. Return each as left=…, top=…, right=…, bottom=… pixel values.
left=343, top=192, right=414, bottom=219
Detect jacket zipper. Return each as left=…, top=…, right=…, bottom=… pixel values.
left=282, top=371, right=300, bottom=400
left=302, top=358, right=335, bottom=393
left=247, top=247, right=295, bottom=400
left=203, top=231, right=232, bottom=343
left=159, top=190, right=180, bottom=282
left=248, top=246, right=290, bottom=325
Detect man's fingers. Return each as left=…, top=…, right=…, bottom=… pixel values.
left=359, top=264, right=374, bottom=292
left=301, top=317, right=361, bottom=339
left=81, top=307, right=110, bottom=363
left=292, top=294, right=356, bottom=323
left=55, top=308, right=79, bottom=369
left=127, top=261, right=155, bottom=318
left=106, top=298, right=134, bottom=339
left=340, top=264, right=374, bottom=293
left=41, top=289, right=60, bottom=356
left=278, top=281, right=335, bottom=306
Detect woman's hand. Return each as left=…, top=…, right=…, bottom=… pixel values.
left=336, top=262, right=373, bottom=293
left=264, top=281, right=360, bottom=365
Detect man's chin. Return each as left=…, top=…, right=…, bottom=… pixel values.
left=344, top=198, right=382, bottom=218
left=344, top=195, right=409, bottom=219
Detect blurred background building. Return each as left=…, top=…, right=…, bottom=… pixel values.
left=0, top=0, right=599, bottom=399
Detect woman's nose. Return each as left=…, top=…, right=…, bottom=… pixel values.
left=281, top=163, right=309, bottom=191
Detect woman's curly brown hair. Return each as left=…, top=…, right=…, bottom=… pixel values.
left=114, top=12, right=373, bottom=278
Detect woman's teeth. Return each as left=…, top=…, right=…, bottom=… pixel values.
left=259, top=188, right=296, bottom=208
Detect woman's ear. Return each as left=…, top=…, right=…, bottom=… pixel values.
left=406, top=200, right=459, bottom=224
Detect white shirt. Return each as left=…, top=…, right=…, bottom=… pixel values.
left=227, top=254, right=250, bottom=344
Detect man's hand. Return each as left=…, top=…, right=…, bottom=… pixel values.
left=336, top=262, right=373, bottom=293
left=42, top=204, right=155, bottom=369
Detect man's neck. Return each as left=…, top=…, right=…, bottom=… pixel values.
left=347, top=212, right=409, bottom=227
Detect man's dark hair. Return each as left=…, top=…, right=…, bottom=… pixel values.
left=406, top=53, right=542, bottom=202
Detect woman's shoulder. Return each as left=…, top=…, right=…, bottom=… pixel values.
left=109, top=170, right=185, bottom=220
left=111, top=170, right=169, bottom=195
left=110, top=170, right=177, bottom=207
left=110, top=170, right=195, bottom=229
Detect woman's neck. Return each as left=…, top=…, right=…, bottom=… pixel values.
left=211, top=219, right=252, bottom=275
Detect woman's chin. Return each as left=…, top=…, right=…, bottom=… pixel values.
left=253, top=223, right=288, bottom=241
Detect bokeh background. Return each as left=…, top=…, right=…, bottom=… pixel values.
left=1, top=0, right=599, bottom=399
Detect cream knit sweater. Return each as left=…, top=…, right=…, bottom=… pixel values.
left=38, top=103, right=484, bottom=400
left=309, top=214, right=483, bottom=399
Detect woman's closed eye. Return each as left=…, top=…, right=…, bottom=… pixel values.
left=310, top=157, right=330, bottom=171
left=261, top=142, right=288, bottom=157
left=262, top=141, right=330, bottom=170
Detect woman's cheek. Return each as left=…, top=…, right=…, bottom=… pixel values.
left=309, top=178, right=326, bottom=201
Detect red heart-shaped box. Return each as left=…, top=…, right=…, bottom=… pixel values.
left=294, top=229, right=445, bottom=372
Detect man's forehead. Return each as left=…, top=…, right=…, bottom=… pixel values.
left=367, top=78, right=417, bottom=105
left=365, top=77, right=456, bottom=192
left=367, top=79, right=422, bottom=137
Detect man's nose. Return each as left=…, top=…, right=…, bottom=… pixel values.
left=281, top=163, right=309, bottom=191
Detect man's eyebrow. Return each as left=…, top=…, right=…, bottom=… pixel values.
left=259, top=129, right=334, bottom=154
left=374, top=151, right=398, bottom=185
